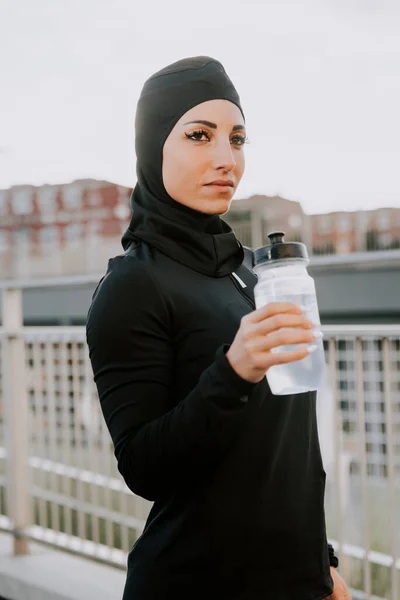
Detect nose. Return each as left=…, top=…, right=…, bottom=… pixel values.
left=213, top=139, right=236, bottom=173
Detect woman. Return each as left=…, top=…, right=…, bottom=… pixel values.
left=86, top=56, right=350, bottom=600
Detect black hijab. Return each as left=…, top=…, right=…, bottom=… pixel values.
left=121, top=56, right=245, bottom=277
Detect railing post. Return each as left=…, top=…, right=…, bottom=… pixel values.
left=2, top=287, right=30, bottom=555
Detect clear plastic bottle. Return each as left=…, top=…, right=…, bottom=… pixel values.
left=253, top=231, right=325, bottom=395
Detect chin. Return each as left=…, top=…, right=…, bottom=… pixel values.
left=202, top=204, right=231, bottom=216
left=197, top=196, right=233, bottom=216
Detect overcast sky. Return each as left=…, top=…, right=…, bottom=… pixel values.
left=1, top=0, right=399, bottom=214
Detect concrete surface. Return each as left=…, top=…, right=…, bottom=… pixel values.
left=0, top=532, right=126, bottom=600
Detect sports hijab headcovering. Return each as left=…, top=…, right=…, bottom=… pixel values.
left=121, top=56, right=245, bottom=277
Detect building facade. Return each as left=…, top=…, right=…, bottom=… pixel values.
left=310, top=208, right=400, bottom=255
left=1, top=178, right=400, bottom=280
left=0, top=180, right=132, bottom=279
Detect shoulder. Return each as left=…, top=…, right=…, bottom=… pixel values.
left=86, top=253, right=170, bottom=339
left=89, top=255, right=155, bottom=304
left=100, top=251, right=166, bottom=300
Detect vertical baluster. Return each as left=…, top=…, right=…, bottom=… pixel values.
left=70, top=339, right=86, bottom=545
left=382, top=337, right=398, bottom=600
left=45, top=337, right=60, bottom=537
left=355, top=336, right=371, bottom=597
left=328, top=337, right=344, bottom=563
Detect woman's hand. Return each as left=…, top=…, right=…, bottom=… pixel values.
left=226, top=302, right=319, bottom=384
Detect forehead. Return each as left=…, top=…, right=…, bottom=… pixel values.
left=177, top=99, right=244, bottom=126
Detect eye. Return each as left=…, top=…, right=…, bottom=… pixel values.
left=231, top=134, right=249, bottom=147
left=185, top=129, right=210, bottom=142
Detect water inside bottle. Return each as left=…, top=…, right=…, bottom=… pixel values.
left=267, top=337, right=325, bottom=395
left=254, top=291, right=326, bottom=395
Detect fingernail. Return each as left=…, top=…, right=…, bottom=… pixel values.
left=307, top=344, right=318, bottom=353
left=312, top=329, right=324, bottom=339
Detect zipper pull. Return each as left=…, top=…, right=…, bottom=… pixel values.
left=232, top=272, right=247, bottom=288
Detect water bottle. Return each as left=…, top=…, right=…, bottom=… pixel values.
left=253, top=231, right=325, bottom=395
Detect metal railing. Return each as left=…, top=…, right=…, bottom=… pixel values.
left=0, top=284, right=399, bottom=599
left=321, top=326, right=400, bottom=600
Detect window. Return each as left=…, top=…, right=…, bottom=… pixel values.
left=380, top=233, right=392, bottom=248
left=36, top=186, right=59, bottom=222
left=12, top=188, right=33, bottom=215
left=0, top=230, right=8, bottom=252
left=338, top=214, right=351, bottom=232
left=0, top=190, right=7, bottom=216
left=319, top=215, right=332, bottom=234
left=114, top=202, right=131, bottom=220
left=377, top=210, right=390, bottom=230
left=63, top=183, right=83, bottom=210
left=65, top=223, right=83, bottom=245
left=14, top=226, right=30, bottom=255
left=87, top=190, right=102, bottom=206
left=39, top=226, right=59, bottom=247
left=357, top=211, right=370, bottom=230
left=342, top=420, right=356, bottom=433
left=350, top=462, right=360, bottom=475
left=87, top=221, right=102, bottom=237
left=288, top=214, right=302, bottom=229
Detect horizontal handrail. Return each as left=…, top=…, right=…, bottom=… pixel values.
left=1, top=324, right=400, bottom=338
left=0, top=273, right=104, bottom=289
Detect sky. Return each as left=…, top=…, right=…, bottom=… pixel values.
left=0, top=0, right=399, bottom=215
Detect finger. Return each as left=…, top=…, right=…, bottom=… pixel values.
left=269, top=345, right=311, bottom=366
left=254, top=313, right=315, bottom=337
left=253, top=345, right=311, bottom=369
left=247, top=329, right=317, bottom=354
left=249, top=302, right=303, bottom=324
left=265, top=327, right=320, bottom=351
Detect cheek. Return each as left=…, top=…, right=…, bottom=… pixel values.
left=163, top=146, right=205, bottom=196
left=235, top=151, right=245, bottom=180
left=162, top=149, right=183, bottom=196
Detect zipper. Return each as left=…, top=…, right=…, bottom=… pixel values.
left=232, top=272, right=247, bottom=288
left=230, top=273, right=256, bottom=310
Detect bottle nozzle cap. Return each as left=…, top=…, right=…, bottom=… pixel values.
left=254, top=230, right=309, bottom=267
left=267, top=231, right=285, bottom=245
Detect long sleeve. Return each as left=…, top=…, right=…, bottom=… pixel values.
left=328, top=544, right=339, bottom=568
left=86, top=256, right=256, bottom=501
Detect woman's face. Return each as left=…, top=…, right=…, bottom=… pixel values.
left=162, top=99, right=246, bottom=215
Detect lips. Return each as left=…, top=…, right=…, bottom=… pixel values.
left=206, top=180, right=234, bottom=187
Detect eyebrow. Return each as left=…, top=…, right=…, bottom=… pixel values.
left=183, top=120, right=245, bottom=132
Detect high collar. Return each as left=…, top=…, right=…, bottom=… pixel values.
left=121, top=185, right=244, bottom=278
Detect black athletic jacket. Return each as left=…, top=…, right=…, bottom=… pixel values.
left=86, top=238, right=334, bottom=600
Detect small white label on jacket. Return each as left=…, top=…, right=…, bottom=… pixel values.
left=232, top=272, right=247, bottom=288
